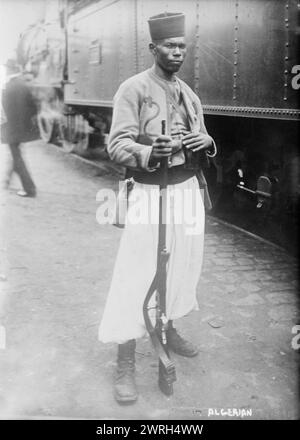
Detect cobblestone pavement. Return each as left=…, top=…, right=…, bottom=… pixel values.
left=0, top=141, right=299, bottom=420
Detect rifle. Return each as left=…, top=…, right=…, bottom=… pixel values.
left=143, top=120, right=176, bottom=396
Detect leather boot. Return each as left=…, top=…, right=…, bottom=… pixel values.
left=114, top=339, right=138, bottom=404
left=166, top=322, right=199, bottom=357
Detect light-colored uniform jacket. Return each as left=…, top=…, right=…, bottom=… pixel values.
left=108, top=65, right=216, bottom=206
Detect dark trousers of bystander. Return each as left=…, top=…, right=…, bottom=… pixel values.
left=8, top=142, right=36, bottom=196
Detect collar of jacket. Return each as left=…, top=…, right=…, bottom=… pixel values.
left=147, top=65, right=198, bottom=131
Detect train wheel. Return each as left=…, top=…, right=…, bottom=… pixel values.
left=37, top=112, right=54, bottom=143
left=60, top=113, right=89, bottom=154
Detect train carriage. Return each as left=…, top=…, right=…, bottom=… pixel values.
left=19, top=0, right=299, bottom=150
left=64, top=0, right=299, bottom=214
left=64, top=0, right=299, bottom=117
left=17, top=0, right=300, bottom=248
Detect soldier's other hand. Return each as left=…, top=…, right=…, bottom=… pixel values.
left=182, top=132, right=213, bottom=152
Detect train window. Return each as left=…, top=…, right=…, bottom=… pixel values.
left=89, top=40, right=102, bottom=65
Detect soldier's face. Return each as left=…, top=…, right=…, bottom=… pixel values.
left=151, top=37, right=187, bottom=73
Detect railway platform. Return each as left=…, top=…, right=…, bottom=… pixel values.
left=0, top=141, right=299, bottom=420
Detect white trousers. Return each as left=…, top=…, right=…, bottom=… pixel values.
left=98, top=176, right=205, bottom=344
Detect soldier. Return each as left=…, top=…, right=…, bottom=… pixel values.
left=98, top=12, right=216, bottom=404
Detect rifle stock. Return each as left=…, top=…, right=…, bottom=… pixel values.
left=143, top=120, right=176, bottom=396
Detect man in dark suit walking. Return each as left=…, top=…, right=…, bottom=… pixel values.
left=1, top=59, right=38, bottom=197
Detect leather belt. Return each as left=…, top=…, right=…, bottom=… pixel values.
left=132, top=165, right=195, bottom=185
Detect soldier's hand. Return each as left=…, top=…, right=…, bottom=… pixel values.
left=182, top=132, right=213, bottom=152
left=150, top=135, right=173, bottom=159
